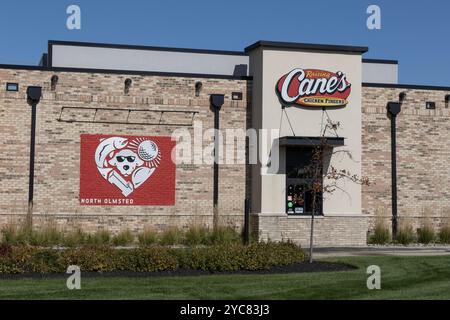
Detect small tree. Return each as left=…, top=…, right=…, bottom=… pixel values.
left=303, top=111, right=369, bottom=263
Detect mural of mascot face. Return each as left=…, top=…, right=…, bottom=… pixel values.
left=108, top=149, right=144, bottom=177
left=94, top=137, right=161, bottom=197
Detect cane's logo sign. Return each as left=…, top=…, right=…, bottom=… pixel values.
left=80, top=134, right=175, bottom=206
left=276, top=68, right=351, bottom=107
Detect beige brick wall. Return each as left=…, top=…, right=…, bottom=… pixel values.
left=362, top=86, right=450, bottom=231
left=2, top=67, right=449, bottom=242
left=0, top=68, right=250, bottom=233
left=252, top=214, right=368, bottom=247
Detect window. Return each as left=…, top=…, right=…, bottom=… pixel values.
left=286, top=147, right=323, bottom=215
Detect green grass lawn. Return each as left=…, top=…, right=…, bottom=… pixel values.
left=0, top=255, right=449, bottom=300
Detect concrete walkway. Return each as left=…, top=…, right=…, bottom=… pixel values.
left=313, top=246, right=450, bottom=258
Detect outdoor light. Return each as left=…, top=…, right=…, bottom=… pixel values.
left=6, top=82, right=19, bottom=92
left=387, top=102, right=401, bottom=116
left=425, top=102, right=436, bottom=110
left=445, top=94, right=450, bottom=108
left=27, top=86, right=42, bottom=105
left=50, top=75, right=59, bottom=91
left=210, top=94, right=225, bottom=229
left=399, top=92, right=406, bottom=103
left=124, top=78, right=132, bottom=94
left=195, top=81, right=203, bottom=97
left=26, top=86, right=42, bottom=225
left=386, top=101, right=401, bottom=241
left=232, top=92, right=243, bottom=100
left=210, top=94, right=224, bottom=110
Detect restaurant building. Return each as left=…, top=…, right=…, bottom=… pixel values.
left=1, top=40, right=449, bottom=246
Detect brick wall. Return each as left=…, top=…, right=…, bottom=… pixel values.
left=362, top=86, right=450, bottom=231
left=252, top=214, right=368, bottom=247
left=2, top=66, right=450, bottom=241
left=0, top=68, right=250, bottom=233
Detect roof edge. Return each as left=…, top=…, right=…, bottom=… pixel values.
left=363, top=82, right=450, bottom=91
left=0, top=64, right=252, bottom=80
left=245, top=40, right=368, bottom=54
left=363, top=58, right=398, bottom=65
left=48, top=40, right=248, bottom=56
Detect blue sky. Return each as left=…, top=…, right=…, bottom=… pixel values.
left=0, top=0, right=449, bottom=86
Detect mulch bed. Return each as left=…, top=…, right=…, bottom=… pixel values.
left=0, top=262, right=357, bottom=279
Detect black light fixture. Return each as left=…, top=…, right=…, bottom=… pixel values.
left=232, top=92, right=243, bottom=101
left=445, top=94, right=450, bottom=108
left=26, top=86, right=42, bottom=228
left=210, top=94, right=225, bottom=230
left=195, top=81, right=203, bottom=97
left=124, top=78, right=132, bottom=94
left=399, top=92, right=406, bottom=103
left=425, top=102, right=436, bottom=110
left=6, top=82, right=19, bottom=92
left=386, top=101, right=402, bottom=240
left=27, top=86, right=42, bottom=105
left=50, top=75, right=59, bottom=91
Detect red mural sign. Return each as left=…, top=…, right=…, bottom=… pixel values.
left=79, top=134, right=176, bottom=206
left=276, top=68, right=351, bottom=107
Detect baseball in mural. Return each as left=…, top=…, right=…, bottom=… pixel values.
left=80, top=134, right=175, bottom=206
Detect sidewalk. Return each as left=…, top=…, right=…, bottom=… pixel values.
left=313, top=246, right=450, bottom=258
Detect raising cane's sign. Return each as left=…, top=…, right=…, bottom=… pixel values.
left=276, top=68, right=351, bottom=108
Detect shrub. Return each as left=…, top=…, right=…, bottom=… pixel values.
left=1, top=222, right=63, bottom=246
left=438, top=224, right=450, bottom=244
left=1, top=223, right=21, bottom=245
left=159, top=228, right=183, bottom=245
left=396, top=223, right=415, bottom=245
left=62, top=228, right=87, bottom=247
left=184, top=226, right=210, bottom=245
left=86, top=230, right=112, bottom=246
left=0, top=242, right=306, bottom=274
left=116, top=247, right=179, bottom=272
left=210, top=226, right=241, bottom=245
left=29, top=224, right=63, bottom=247
left=138, top=227, right=158, bottom=246
left=178, top=241, right=306, bottom=272
left=112, top=229, right=135, bottom=246
left=417, top=224, right=435, bottom=244
left=369, top=221, right=391, bottom=245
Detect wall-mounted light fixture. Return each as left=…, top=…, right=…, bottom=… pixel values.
left=6, top=82, right=19, bottom=92
left=210, top=94, right=225, bottom=230
left=445, top=94, right=450, bottom=108
left=386, top=101, right=402, bottom=241
left=50, top=75, right=59, bottom=91
left=399, top=92, right=406, bottom=103
left=195, top=81, right=203, bottom=97
left=232, top=92, right=243, bottom=101
left=26, top=86, right=42, bottom=227
left=124, top=78, right=132, bottom=94
left=425, top=101, right=436, bottom=110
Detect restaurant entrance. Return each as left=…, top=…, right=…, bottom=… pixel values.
left=285, top=147, right=323, bottom=216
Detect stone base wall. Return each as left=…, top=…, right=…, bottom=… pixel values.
left=252, top=214, right=368, bottom=247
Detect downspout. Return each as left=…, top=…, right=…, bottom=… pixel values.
left=387, top=100, right=402, bottom=240
left=210, top=94, right=225, bottom=230
left=26, top=86, right=42, bottom=230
